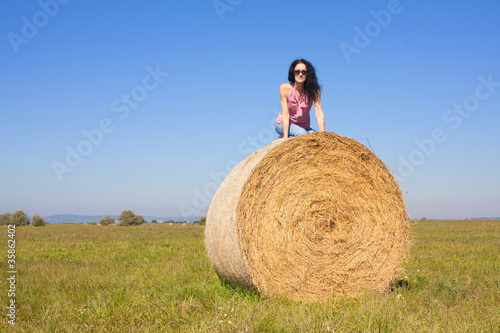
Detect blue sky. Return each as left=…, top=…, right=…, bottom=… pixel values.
left=1, top=0, right=499, bottom=220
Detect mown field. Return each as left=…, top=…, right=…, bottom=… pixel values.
left=1, top=220, right=499, bottom=332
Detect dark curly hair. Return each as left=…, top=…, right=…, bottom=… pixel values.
left=287, top=59, right=321, bottom=102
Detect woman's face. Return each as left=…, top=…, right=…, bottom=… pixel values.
left=294, top=62, right=307, bottom=84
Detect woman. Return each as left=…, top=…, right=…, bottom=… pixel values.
left=275, top=59, right=325, bottom=138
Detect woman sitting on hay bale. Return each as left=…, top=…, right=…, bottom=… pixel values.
left=275, top=59, right=326, bottom=138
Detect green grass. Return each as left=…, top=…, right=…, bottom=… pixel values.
left=1, top=220, right=499, bottom=332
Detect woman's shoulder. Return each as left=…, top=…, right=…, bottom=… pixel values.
left=279, top=83, right=293, bottom=95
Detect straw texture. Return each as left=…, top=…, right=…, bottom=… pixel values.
left=205, top=132, right=409, bottom=302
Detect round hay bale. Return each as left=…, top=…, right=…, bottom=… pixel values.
left=205, top=131, right=409, bottom=302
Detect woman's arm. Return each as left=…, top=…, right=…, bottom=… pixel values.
left=314, top=91, right=325, bottom=132
left=279, top=84, right=291, bottom=138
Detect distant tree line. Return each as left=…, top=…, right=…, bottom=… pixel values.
left=0, top=210, right=46, bottom=227
left=163, top=219, right=188, bottom=224
left=1, top=210, right=206, bottom=227
left=98, top=210, right=146, bottom=226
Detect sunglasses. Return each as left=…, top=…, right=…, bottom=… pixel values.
left=294, top=70, right=307, bottom=76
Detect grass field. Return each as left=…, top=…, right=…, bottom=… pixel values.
left=1, top=220, right=499, bottom=332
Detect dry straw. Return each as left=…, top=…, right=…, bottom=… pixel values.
left=205, top=132, right=409, bottom=302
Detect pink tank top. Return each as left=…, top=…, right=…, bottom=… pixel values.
left=276, top=83, right=313, bottom=128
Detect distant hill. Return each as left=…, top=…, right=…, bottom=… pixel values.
left=412, top=217, right=500, bottom=221
left=31, top=214, right=500, bottom=224
left=42, top=214, right=203, bottom=224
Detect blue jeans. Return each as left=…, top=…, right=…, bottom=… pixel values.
left=275, top=122, right=315, bottom=138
